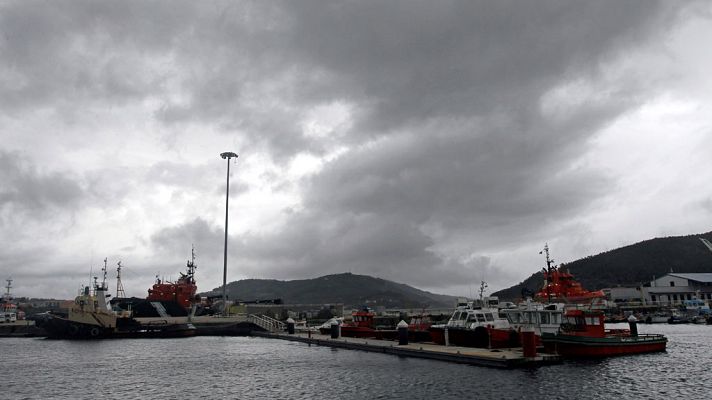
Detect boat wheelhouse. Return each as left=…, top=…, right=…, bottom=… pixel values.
left=502, top=300, right=565, bottom=337
left=429, top=295, right=515, bottom=348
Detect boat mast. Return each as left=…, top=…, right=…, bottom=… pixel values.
left=186, top=245, right=197, bottom=284
left=101, top=258, right=108, bottom=291
left=3, top=278, right=12, bottom=301
left=116, top=261, right=126, bottom=298
left=542, top=243, right=554, bottom=303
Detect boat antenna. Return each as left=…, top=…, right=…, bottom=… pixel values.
left=116, top=261, right=126, bottom=298
left=101, top=258, right=108, bottom=291
left=479, top=280, right=488, bottom=301
left=4, top=278, right=12, bottom=301
left=88, top=263, right=93, bottom=292
left=541, top=243, right=554, bottom=303
left=186, top=244, right=197, bottom=284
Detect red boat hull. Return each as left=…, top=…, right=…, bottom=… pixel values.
left=542, top=334, right=667, bottom=357
left=429, top=326, right=518, bottom=348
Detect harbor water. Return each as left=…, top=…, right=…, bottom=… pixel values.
left=3, top=323, right=710, bottom=399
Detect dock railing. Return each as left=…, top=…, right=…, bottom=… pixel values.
left=247, top=314, right=285, bottom=332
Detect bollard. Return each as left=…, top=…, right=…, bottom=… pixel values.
left=444, top=326, right=450, bottom=346
left=330, top=319, right=340, bottom=339
left=521, top=330, right=537, bottom=358
left=286, top=317, right=295, bottom=335
left=397, top=320, right=409, bottom=346
left=628, top=315, right=638, bottom=337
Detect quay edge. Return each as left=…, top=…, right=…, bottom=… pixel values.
left=251, top=331, right=561, bottom=369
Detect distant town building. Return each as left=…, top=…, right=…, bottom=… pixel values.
left=602, top=287, right=644, bottom=304
left=603, top=273, right=712, bottom=307
left=641, top=273, right=712, bottom=305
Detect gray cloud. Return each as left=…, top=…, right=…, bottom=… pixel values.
left=1, top=1, right=708, bottom=299
left=0, top=150, right=84, bottom=216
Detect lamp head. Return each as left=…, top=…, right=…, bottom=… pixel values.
left=220, top=152, right=238, bottom=160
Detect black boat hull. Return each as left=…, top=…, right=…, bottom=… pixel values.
left=40, top=314, right=196, bottom=340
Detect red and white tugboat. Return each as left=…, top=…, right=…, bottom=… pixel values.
left=111, top=248, right=201, bottom=317
left=339, top=307, right=379, bottom=338
left=535, top=243, right=605, bottom=304
left=541, top=309, right=667, bottom=357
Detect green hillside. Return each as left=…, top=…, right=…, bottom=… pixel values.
left=493, top=231, right=712, bottom=301
left=203, top=272, right=457, bottom=309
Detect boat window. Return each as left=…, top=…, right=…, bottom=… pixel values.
left=586, top=317, right=600, bottom=325
left=552, top=314, right=561, bottom=324
left=476, top=313, right=486, bottom=322
left=524, top=312, right=532, bottom=324
left=485, top=313, right=494, bottom=322
left=459, top=312, right=468, bottom=321
left=540, top=312, right=549, bottom=324
left=467, top=313, right=478, bottom=323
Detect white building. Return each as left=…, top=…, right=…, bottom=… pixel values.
left=641, top=273, right=712, bottom=306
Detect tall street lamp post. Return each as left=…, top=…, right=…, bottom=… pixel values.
left=220, top=151, right=238, bottom=316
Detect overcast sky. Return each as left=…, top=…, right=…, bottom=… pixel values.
left=2, top=1, right=711, bottom=300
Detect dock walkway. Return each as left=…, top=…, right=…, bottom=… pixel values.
left=252, top=331, right=561, bottom=369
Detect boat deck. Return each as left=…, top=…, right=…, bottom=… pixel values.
left=252, top=331, right=561, bottom=369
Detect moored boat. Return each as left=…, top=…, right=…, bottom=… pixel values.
left=429, top=293, right=516, bottom=348
left=41, top=259, right=196, bottom=340
left=1, top=279, right=20, bottom=323
left=340, top=307, right=380, bottom=338
left=535, top=244, right=606, bottom=303
left=496, top=300, right=565, bottom=345
left=541, top=309, right=667, bottom=357
left=110, top=248, right=200, bottom=318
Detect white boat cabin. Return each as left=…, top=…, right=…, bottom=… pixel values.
left=503, top=302, right=564, bottom=335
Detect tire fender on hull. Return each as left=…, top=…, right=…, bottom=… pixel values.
left=473, top=326, right=489, bottom=348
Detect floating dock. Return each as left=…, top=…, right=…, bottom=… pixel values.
left=252, top=331, right=561, bottom=369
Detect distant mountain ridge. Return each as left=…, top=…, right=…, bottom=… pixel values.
left=203, top=232, right=712, bottom=306
left=493, top=231, right=712, bottom=301
left=203, top=272, right=457, bottom=309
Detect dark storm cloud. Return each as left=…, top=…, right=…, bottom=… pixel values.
left=150, top=217, right=224, bottom=263
left=281, top=1, right=669, bottom=133
left=1, top=1, right=705, bottom=298
left=0, top=1, right=688, bottom=157
left=202, top=0, right=695, bottom=289
left=0, top=1, right=173, bottom=109
left=0, top=150, right=84, bottom=216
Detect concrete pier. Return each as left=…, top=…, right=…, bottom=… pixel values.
left=252, top=331, right=561, bottom=369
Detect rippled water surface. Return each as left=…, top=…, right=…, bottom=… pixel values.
left=4, top=323, right=710, bottom=399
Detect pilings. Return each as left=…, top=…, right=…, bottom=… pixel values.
left=628, top=315, right=638, bottom=337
